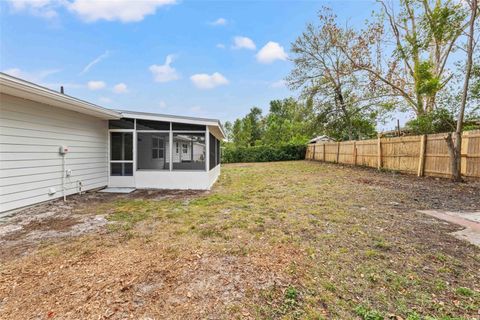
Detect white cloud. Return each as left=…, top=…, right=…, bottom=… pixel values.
left=149, top=55, right=180, bottom=83
left=7, top=0, right=177, bottom=22
left=68, top=0, right=177, bottom=22
left=216, top=43, right=226, bottom=49
left=210, top=17, right=227, bottom=26
left=232, top=36, right=256, bottom=50
left=87, top=80, right=106, bottom=90
left=80, top=51, right=109, bottom=75
left=3, top=68, right=61, bottom=82
left=190, top=72, right=229, bottom=89
left=7, top=0, right=60, bottom=19
left=113, top=82, right=128, bottom=93
left=256, top=41, right=288, bottom=64
left=158, top=100, right=167, bottom=108
left=270, top=80, right=286, bottom=88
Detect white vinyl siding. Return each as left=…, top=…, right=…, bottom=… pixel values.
left=0, top=93, right=109, bottom=213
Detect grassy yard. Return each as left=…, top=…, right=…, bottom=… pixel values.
left=1, top=161, right=479, bottom=319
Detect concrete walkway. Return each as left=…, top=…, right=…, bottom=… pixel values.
left=419, top=210, right=480, bottom=247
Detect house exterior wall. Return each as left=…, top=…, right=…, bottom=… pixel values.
left=0, top=93, right=109, bottom=213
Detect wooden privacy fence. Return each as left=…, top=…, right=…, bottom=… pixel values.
left=305, top=130, right=480, bottom=179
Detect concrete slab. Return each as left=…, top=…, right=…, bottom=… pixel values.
left=419, top=210, right=480, bottom=247
left=98, top=187, right=136, bottom=194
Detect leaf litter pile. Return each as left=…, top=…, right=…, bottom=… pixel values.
left=1, top=161, right=479, bottom=319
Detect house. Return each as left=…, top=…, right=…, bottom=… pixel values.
left=0, top=73, right=225, bottom=214
left=308, top=135, right=334, bottom=143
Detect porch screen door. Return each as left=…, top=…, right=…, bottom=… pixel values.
left=109, top=132, right=135, bottom=187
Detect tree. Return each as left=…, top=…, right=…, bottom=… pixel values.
left=261, top=98, right=316, bottom=145
left=230, top=107, right=264, bottom=147
left=223, top=121, right=233, bottom=142
left=244, top=107, right=264, bottom=146
left=287, top=8, right=383, bottom=141
left=344, top=0, right=470, bottom=116
left=405, top=107, right=456, bottom=134
left=445, top=0, right=479, bottom=181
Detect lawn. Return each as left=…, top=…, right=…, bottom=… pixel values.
left=1, top=161, right=479, bottom=319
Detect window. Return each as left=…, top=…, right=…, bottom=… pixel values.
left=110, top=132, right=133, bottom=176
left=172, top=133, right=206, bottom=170
left=137, top=133, right=169, bottom=170
left=152, top=136, right=164, bottom=159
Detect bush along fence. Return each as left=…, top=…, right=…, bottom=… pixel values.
left=305, top=130, right=480, bottom=179
left=222, top=144, right=306, bottom=163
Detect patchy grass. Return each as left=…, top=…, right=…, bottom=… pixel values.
left=1, top=161, right=479, bottom=319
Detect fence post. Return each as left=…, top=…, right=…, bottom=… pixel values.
left=336, top=142, right=340, bottom=163
left=417, top=134, right=427, bottom=177
left=377, top=135, right=382, bottom=170
left=461, top=131, right=470, bottom=177
left=353, top=141, right=357, bottom=166
left=313, top=144, right=316, bottom=161
left=323, top=143, right=326, bottom=162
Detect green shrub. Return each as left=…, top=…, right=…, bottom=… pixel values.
left=222, top=144, right=307, bottom=163
left=405, top=108, right=455, bottom=135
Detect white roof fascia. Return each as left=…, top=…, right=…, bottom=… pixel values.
left=0, top=73, right=121, bottom=120
left=119, top=111, right=226, bottom=140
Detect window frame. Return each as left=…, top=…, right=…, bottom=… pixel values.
left=151, top=135, right=165, bottom=160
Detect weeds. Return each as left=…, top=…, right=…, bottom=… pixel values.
left=455, top=287, right=474, bottom=297
left=354, top=305, right=384, bottom=320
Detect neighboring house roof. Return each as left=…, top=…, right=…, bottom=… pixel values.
left=309, top=135, right=334, bottom=143
left=0, top=72, right=225, bottom=140
left=0, top=72, right=121, bottom=120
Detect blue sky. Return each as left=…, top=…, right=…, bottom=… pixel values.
left=1, top=0, right=398, bottom=126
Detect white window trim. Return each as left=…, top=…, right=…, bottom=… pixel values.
left=151, top=135, right=164, bottom=159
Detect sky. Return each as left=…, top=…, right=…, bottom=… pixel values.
left=0, top=0, right=408, bottom=129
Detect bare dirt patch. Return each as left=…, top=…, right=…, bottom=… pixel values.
left=0, top=189, right=206, bottom=261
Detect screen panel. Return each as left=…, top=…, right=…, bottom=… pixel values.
left=172, top=122, right=206, bottom=131
left=109, top=118, right=134, bottom=129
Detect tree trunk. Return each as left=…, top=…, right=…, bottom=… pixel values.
left=446, top=133, right=462, bottom=182
left=446, top=0, right=477, bottom=182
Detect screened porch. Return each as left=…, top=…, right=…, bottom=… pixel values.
left=107, top=115, right=222, bottom=189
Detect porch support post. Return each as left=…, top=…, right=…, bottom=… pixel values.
left=169, top=122, right=173, bottom=171
left=206, top=126, right=210, bottom=171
